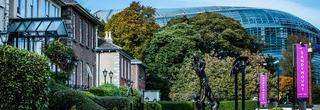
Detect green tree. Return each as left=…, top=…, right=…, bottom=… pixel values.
left=281, top=35, right=309, bottom=76
left=144, top=23, right=201, bottom=100
left=97, top=20, right=106, bottom=38
left=106, top=1, right=159, bottom=59
left=168, top=12, right=261, bottom=58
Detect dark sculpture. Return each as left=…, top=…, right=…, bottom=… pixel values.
left=193, top=54, right=220, bottom=110
left=230, top=56, right=249, bottom=110
left=127, top=80, right=133, bottom=97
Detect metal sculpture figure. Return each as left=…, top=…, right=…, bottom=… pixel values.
left=230, top=56, right=249, bottom=110
left=127, top=80, right=133, bottom=97
left=193, top=54, right=220, bottom=110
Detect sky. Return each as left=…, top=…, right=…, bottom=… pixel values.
left=76, top=0, right=320, bottom=29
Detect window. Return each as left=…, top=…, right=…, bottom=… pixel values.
left=18, top=0, right=26, bottom=17
left=79, top=61, right=83, bottom=85
left=73, top=63, right=77, bottom=85
left=124, top=59, right=127, bottom=79
left=79, top=19, right=82, bottom=43
left=41, top=0, right=48, bottom=17
left=85, top=22, right=89, bottom=46
left=72, top=14, right=76, bottom=39
left=121, top=58, right=125, bottom=78
left=127, top=61, right=131, bottom=80
left=91, top=27, right=95, bottom=49
left=33, top=0, right=38, bottom=17
left=92, top=65, right=95, bottom=86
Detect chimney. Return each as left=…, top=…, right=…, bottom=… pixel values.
left=105, top=31, right=113, bottom=43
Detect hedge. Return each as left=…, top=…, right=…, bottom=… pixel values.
left=146, top=100, right=258, bottom=110
left=0, top=45, right=50, bottom=110
left=89, top=84, right=120, bottom=96
left=158, top=101, right=194, bottom=110
left=49, top=89, right=105, bottom=110
left=91, top=96, right=132, bottom=110
left=144, top=102, right=162, bottom=110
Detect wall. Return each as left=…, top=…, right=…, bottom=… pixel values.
left=96, top=52, right=120, bottom=87
left=0, top=0, right=9, bottom=33
left=131, top=64, right=145, bottom=90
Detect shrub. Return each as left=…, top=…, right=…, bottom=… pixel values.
left=158, top=101, right=194, bottom=110
left=0, top=45, right=50, bottom=110
left=91, top=96, right=131, bottom=110
left=80, top=91, right=96, bottom=97
left=214, top=100, right=257, bottom=110
left=144, top=102, right=162, bottom=110
left=89, top=84, right=120, bottom=96
left=272, top=107, right=284, bottom=110
left=49, top=89, right=105, bottom=110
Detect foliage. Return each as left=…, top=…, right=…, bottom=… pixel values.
left=272, top=107, right=284, bottom=110
left=0, top=45, right=50, bottom=110
left=280, top=35, right=309, bottom=76
left=313, top=84, right=320, bottom=104
left=43, top=39, right=75, bottom=72
left=216, top=100, right=258, bottom=110
left=167, top=12, right=260, bottom=58
left=263, top=55, right=280, bottom=74
left=80, top=91, right=96, bottom=97
left=144, top=23, right=201, bottom=99
left=49, top=89, right=105, bottom=110
left=50, top=71, right=68, bottom=85
left=106, top=1, right=160, bottom=59
left=158, top=101, right=194, bottom=110
left=91, top=96, right=131, bottom=110
left=278, top=76, right=293, bottom=100
left=89, top=84, right=120, bottom=96
left=169, top=52, right=278, bottom=101
left=144, top=102, right=162, bottom=110
left=98, top=20, right=106, bottom=38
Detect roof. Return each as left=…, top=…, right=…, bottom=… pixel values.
left=131, top=59, right=146, bottom=67
left=8, top=17, right=68, bottom=37
left=63, top=2, right=102, bottom=25
left=96, top=38, right=134, bottom=60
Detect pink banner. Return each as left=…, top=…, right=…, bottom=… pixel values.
left=259, top=73, right=268, bottom=106
left=296, top=44, right=309, bottom=98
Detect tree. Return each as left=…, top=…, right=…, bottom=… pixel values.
left=278, top=76, right=293, bottom=100
left=97, top=20, right=106, bottom=38
left=281, top=35, right=309, bottom=76
left=167, top=12, right=261, bottom=58
left=169, top=52, right=278, bottom=101
left=106, top=1, right=159, bottom=59
left=144, top=23, right=201, bottom=100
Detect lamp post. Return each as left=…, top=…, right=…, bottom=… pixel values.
left=0, top=32, right=9, bottom=45
left=109, top=71, right=113, bottom=84
left=103, top=69, right=108, bottom=84
left=308, top=42, right=312, bottom=105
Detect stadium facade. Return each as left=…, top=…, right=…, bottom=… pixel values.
left=95, top=6, right=320, bottom=84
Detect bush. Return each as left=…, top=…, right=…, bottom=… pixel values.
left=89, top=84, right=120, bottom=96
left=91, top=96, right=131, bottom=110
left=144, top=102, right=162, bottom=110
left=80, top=91, right=96, bottom=97
left=49, top=89, right=105, bottom=110
left=272, top=107, right=284, bottom=110
left=158, top=101, right=194, bottom=110
left=216, top=100, right=257, bottom=110
left=0, top=45, right=50, bottom=110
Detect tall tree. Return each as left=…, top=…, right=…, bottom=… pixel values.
left=281, top=35, right=309, bottom=76
left=144, top=23, right=202, bottom=100
left=97, top=20, right=106, bottom=38
left=105, top=1, right=159, bottom=59
left=167, top=12, right=262, bottom=58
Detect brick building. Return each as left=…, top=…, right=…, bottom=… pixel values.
left=61, top=0, right=101, bottom=89
left=130, top=59, right=146, bottom=91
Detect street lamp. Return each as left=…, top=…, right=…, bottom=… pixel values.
left=308, top=42, right=312, bottom=105
left=0, top=32, right=9, bottom=45
left=109, top=71, right=113, bottom=84
left=103, top=69, right=108, bottom=84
